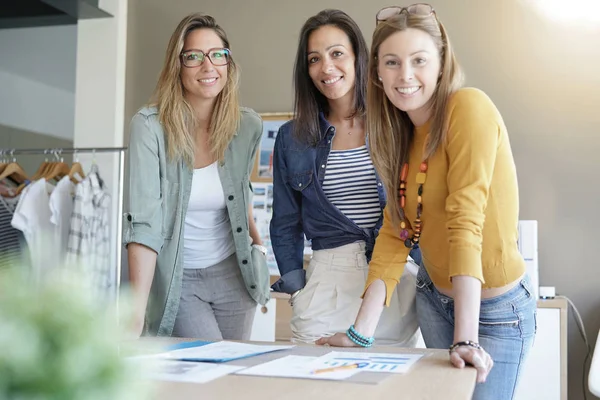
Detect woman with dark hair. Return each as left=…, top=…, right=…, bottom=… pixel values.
left=270, top=9, right=420, bottom=345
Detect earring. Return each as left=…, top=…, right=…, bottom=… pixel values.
left=378, top=76, right=382, bottom=81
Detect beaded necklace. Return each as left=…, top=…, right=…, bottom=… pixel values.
left=398, top=160, right=428, bottom=249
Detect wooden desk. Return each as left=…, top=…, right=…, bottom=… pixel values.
left=151, top=341, right=476, bottom=400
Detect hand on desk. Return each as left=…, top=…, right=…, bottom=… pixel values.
left=450, top=345, right=493, bottom=383
left=315, top=333, right=358, bottom=347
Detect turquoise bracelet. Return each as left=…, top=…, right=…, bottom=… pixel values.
left=346, top=325, right=374, bottom=347
left=346, top=331, right=372, bottom=347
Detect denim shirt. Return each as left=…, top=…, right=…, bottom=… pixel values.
left=269, top=113, right=388, bottom=294
left=123, top=106, right=270, bottom=336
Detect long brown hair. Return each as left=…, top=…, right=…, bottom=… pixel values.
left=292, top=9, right=369, bottom=145
left=367, top=13, right=464, bottom=229
left=150, top=13, right=240, bottom=165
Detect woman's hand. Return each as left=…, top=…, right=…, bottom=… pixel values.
left=315, top=333, right=358, bottom=347
left=450, top=345, right=494, bottom=383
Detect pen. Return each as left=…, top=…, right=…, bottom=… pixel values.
left=311, top=362, right=369, bottom=374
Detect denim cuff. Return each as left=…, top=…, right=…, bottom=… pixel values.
left=271, top=269, right=306, bottom=294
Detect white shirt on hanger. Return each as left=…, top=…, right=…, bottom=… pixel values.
left=11, top=179, right=57, bottom=280
left=49, top=176, right=75, bottom=264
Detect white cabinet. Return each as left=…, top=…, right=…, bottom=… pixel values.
left=514, top=298, right=568, bottom=400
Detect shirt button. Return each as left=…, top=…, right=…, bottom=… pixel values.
left=237, top=227, right=242, bottom=233
left=250, top=284, right=257, bottom=289
left=298, top=183, right=302, bottom=187
left=378, top=183, right=382, bottom=187
left=228, top=195, right=234, bottom=200
left=327, top=140, right=331, bottom=144
left=321, top=164, right=325, bottom=168
left=242, top=259, right=248, bottom=265
left=126, top=214, right=132, bottom=221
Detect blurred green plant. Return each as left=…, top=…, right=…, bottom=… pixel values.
left=0, top=267, right=148, bottom=400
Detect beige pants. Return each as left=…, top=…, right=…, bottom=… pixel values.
left=290, top=241, right=420, bottom=346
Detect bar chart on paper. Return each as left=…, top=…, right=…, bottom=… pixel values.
left=314, top=352, right=424, bottom=374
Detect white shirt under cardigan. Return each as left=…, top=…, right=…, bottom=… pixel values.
left=183, top=161, right=236, bottom=269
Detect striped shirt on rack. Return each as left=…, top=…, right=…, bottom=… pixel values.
left=322, top=145, right=382, bottom=229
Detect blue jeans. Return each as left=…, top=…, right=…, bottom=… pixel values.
left=415, top=266, right=537, bottom=400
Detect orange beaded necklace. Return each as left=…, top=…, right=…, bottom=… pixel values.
left=398, top=160, right=428, bottom=248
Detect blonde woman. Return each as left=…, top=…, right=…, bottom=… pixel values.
left=124, top=13, right=270, bottom=339
left=319, top=5, right=536, bottom=399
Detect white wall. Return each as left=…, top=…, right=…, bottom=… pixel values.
left=74, top=0, right=128, bottom=295
left=0, top=25, right=77, bottom=141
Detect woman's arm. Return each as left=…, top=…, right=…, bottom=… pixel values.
left=452, top=276, right=481, bottom=343
left=128, top=243, right=157, bottom=337
left=269, top=129, right=306, bottom=294
left=123, top=113, right=165, bottom=337
left=317, top=207, right=409, bottom=346
left=445, top=89, right=502, bottom=382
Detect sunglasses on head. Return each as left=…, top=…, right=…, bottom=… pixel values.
left=376, top=3, right=435, bottom=24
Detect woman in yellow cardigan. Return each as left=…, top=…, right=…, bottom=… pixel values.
left=318, top=5, right=536, bottom=400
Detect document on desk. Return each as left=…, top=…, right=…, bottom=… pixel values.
left=235, top=355, right=361, bottom=381
left=165, top=341, right=295, bottom=363
left=312, top=351, right=424, bottom=374
left=147, top=360, right=244, bottom=384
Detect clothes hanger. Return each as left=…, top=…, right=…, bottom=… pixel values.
left=13, top=149, right=50, bottom=195
left=44, top=149, right=69, bottom=182
left=0, top=150, right=29, bottom=185
left=0, top=151, right=17, bottom=197
left=68, top=150, right=85, bottom=184
left=30, top=149, right=53, bottom=181
left=0, top=150, right=8, bottom=175
left=89, top=149, right=99, bottom=174
left=87, top=149, right=104, bottom=188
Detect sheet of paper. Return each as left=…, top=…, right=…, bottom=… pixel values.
left=312, top=351, right=424, bottom=374
left=165, top=341, right=295, bottom=362
left=235, top=355, right=360, bottom=380
left=146, top=360, right=243, bottom=384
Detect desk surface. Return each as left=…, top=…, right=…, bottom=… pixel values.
left=148, top=340, right=476, bottom=400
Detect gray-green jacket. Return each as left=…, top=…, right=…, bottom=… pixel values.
left=123, top=106, right=270, bottom=336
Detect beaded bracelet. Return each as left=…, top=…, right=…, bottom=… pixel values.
left=346, top=325, right=374, bottom=348
left=448, top=340, right=483, bottom=354
left=346, top=329, right=372, bottom=348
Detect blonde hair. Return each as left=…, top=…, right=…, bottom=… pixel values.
left=367, top=13, right=464, bottom=229
left=150, top=13, right=240, bottom=165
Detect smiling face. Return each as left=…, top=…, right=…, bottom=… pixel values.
left=306, top=25, right=356, bottom=104
left=377, top=28, right=441, bottom=126
left=180, top=28, right=228, bottom=104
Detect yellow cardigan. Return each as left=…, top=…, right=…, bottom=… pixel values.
left=366, top=88, right=526, bottom=306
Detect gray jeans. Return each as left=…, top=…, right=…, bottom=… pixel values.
left=172, top=253, right=257, bottom=340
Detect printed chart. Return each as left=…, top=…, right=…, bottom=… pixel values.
left=314, top=352, right=424, bottom=374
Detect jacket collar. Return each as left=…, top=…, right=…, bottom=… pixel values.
left=317, top=112, right=334, bottom=146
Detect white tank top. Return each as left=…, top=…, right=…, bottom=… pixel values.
left=183, top=162, right=235, bottom=269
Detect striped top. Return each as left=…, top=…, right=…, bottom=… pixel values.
left=0, top=195, right=25, bottom=269
left=322, top=145, right=382, bottom=229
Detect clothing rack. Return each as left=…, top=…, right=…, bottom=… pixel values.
left=0, top=146, right=127, bottom=303
left=0, top=147, right=127, bottom=155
